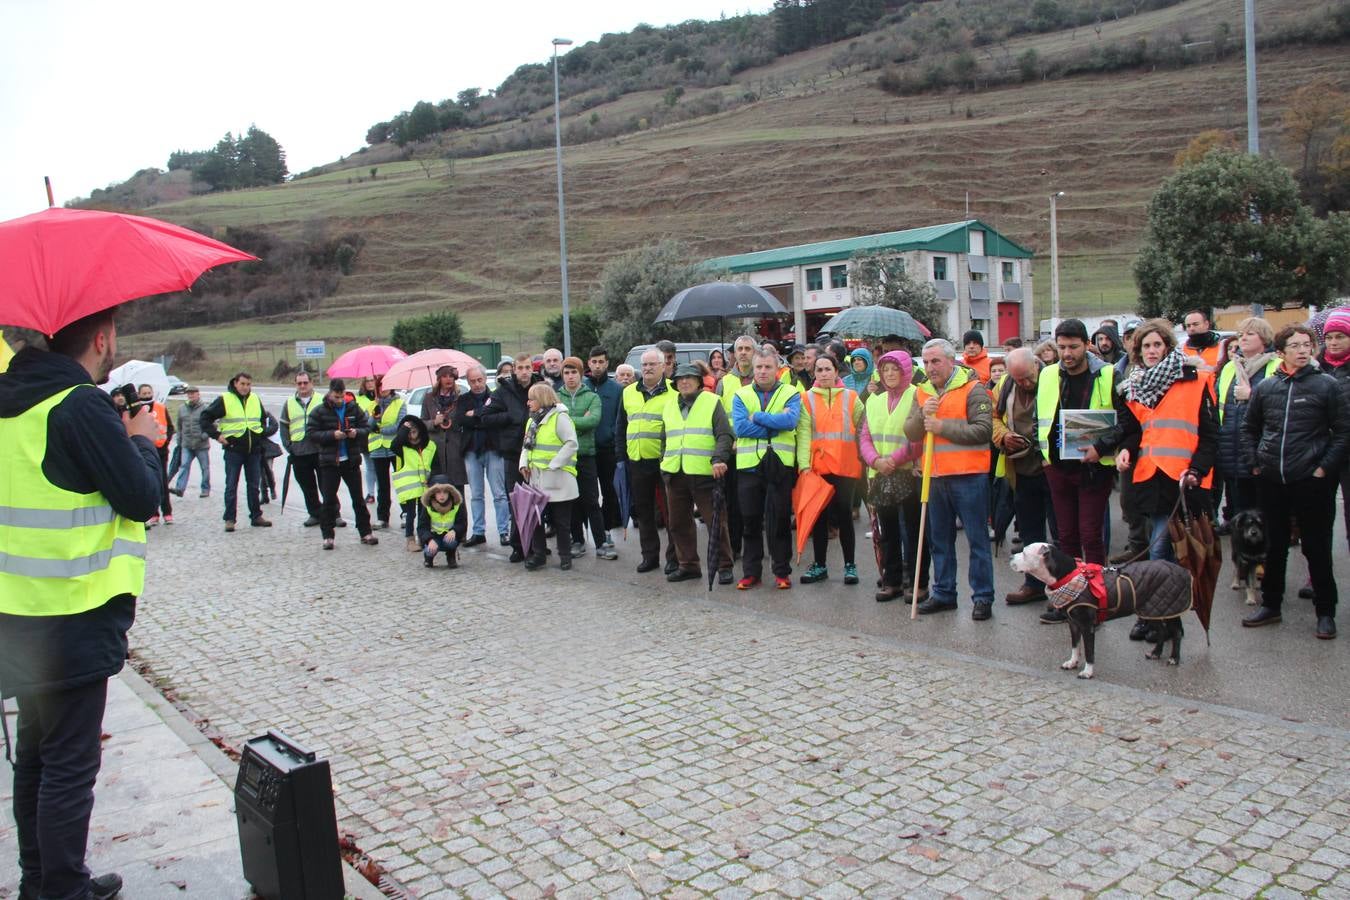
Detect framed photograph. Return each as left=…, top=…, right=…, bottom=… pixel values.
left=1059, top=409, right=1116, bottom=460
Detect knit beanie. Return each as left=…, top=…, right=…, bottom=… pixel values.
left=1323, top=308, right=1350, bottom=338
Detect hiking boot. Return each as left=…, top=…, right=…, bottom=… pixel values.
left=446, top=551, right=459, bottom=569
left=875, top=585, right=902, bottom=603
left=224, top=521, right=236, bottom=532
left=424, top=552, right=435, bottom=568
left=916, top=596, right=958, bottom=614
left=596, top=544, right=618, bottom=560
left=799, top=564, right=828, bottom=584
left=1005, top=585, right=1046, bottom=606
left=407, top=537, right=420, bottom=552
left=1242, top=606, right=1282, bottom=628
left=559, top=559, right=572, bottom=571
left=843, top=564, right=859, bottom=585
left=1109, top=548, right=1145, bottom=565
left=90, top=873, right=123, bottom=900
left=971, top=603, right=993, bottom=621
left=251, top=517, right=272, bottom=527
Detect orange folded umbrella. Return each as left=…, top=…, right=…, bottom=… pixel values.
left=792, top=469, right=835, bottom=562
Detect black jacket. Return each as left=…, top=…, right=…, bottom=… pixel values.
left=481, top=377, right=532, bottom=455
left=1242, top=362, right=1350, bottom=484
left=0, top=348, right=162, bottom=696
left=308, top=396, right=371, bottom=466
left=200, top=379, right=276, bottom=455
left=453, top=388, right=500, bottom=455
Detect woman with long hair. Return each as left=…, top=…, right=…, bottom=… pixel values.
left=1215, top=317, right=1278, bottom=527
left=519, top=383, right=580, bottom=571
left=795, top=354, right=865, bottom=585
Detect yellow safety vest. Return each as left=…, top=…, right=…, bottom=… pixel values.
left=734, top=382, right=797, bottom=470
left=622, top=381, right=670, bottom=461
left=392, top=445, right=437, bottom=503
left=661, top=391, right=719, bottom=475
left=1035, top=363, right=1115, bottom=466
left=285, top=394, right=317, bottom=444
left=864, top=386, right=916, bottom=469
left=219, top=391, right=264, bottom=440
left=1217, top=358, right=1279, bottom=425
left=426, top=503, right=460, bottom=534
left=0, top=387, right=147, bottom=615
left=527, top=411, right=577, bottom=476
left=718, top=368, right=754, bottom=412
left=366, top=396, right=404, bottom=454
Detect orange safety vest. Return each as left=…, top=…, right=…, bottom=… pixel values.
left=915, top=371, right=989, bottom=477
left=803, top=389, right=862, bottom=478
left=1187, top=341, right=1222, bottom=374
left=1128, top=376, right=1214, bottom=489
left=151, top=402, right=169, bottom=448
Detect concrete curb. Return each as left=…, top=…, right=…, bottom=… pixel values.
left=119, top=667, right=387, bottom=900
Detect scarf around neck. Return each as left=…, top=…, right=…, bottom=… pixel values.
left=1127, top=348, right=1187, bottom=409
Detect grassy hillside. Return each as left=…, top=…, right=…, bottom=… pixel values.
left=119, top=0, right=1347, bottom=381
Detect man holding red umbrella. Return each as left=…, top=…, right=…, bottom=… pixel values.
left=0, top=309, right=164, bottom=900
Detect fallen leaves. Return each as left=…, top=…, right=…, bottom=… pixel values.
left=835, top=855, right=862, bottom=868
left=1174, top=778, right=1191, bottom=789
left=1217, top=751, right=1233, bottom=761
left=907, top=845, right=941, bottom=862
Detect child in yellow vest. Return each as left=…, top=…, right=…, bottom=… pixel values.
left=418, top=476, right=463, bottom=568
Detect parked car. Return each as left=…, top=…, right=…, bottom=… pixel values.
left=166, top=375, right=188, bottom=395
left=406, top=375, right=496, bottom=412
left=624, top=342, right=729, bottom=371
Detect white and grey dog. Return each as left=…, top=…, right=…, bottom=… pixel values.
left=1011, top=542, right=1194, bottom=679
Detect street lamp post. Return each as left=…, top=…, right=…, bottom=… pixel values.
left=1049, top=191, right=1064, bottom=329
left=1244, top=0, right=1258, bottom=154
left=552, top=37, right=574, bottom=357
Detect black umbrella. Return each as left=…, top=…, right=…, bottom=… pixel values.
left=279, top=457, right=293, bottom=515
left=654, top=282, right=788, bottom=349
left=707, top=481, right=727, bottom=592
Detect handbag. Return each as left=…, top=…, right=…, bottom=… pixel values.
left=867, top=466, right=916, bottom=506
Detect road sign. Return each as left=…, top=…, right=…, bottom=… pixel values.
left=295, top=341, right=326, bottom=359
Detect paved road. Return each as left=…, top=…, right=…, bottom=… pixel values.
left=127, top=481, right=1350, bottom=898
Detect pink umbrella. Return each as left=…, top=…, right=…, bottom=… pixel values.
left=327, top=344, right=406, bottom=378
left=381, top=348, right=482, bottom=390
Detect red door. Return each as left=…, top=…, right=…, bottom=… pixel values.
left=998, top=303, right=1020, bottom=343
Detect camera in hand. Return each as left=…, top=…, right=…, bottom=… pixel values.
left=115, top=383, right=150, bottom=416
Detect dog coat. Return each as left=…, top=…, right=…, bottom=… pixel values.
left=1048, top=560, right=1192, bottom=623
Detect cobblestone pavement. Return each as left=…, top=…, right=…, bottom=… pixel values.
left=128, top=488, right=1350, bottom=899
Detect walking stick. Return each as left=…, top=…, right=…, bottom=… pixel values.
left=910, top=433, right=935, bottom=620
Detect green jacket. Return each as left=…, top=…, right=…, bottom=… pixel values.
left=559, top=382, right=601, bottom=457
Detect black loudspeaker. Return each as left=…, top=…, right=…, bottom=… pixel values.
left=235, top=729, right=344, bottom=900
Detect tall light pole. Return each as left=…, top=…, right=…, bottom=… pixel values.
left=1049, top=191, right=1064, bottom=329
left=552, top=37, right=574, bottom=357
left=1244, top=0, right=1258, bottom=153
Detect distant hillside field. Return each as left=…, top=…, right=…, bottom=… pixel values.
left=118, top=0, right=1348, bottom=380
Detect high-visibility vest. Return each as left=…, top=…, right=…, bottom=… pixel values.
left=661, top=391, right=719, bottom=475
left=802, top=388, right=862, bottom=478
left=1217, top=358, right=1279, bottom=425
left=219, top=392, right=264, bottom=440
left=392, top=445, right=437, bottom=503
left=1128, top=376, right=1214, bottom=489
left=285, top=394, right=318, bottom=444
left=622, top=381, right=670, bottom=461
left=718, top=368, right=753, bottom=412
left=426, top=502, right=460, bottom=534
left=355, top=395, right=376, bottom=417
left=1036, top=363, right=1115, bottom=466
left=864, top=386, right=916, bottom=470
left=366, top=396, right=404, bottom=454
left=0, top=387, right=146, bottom=616
left=150, top=402, right=169, bottom=448
left=1187, top=341, right=1222, bottom=373
left=914, top=368, right=988, bottom=477
left=526, top=411, right=577, bottom=476
left=734, top=382, right=796, bottom=470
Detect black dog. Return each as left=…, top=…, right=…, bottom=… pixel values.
left=1011, top=543, right=1193, bottom=679
left=1228, top=509, right=1266, bottom=606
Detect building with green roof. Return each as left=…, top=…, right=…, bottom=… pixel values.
left=703, top=220, right=1035, bottom=344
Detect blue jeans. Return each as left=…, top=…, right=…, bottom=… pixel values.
left=363, top=455, right=376, bottom=497
left=928, top=473, right=994, bottom=606
left=223, top=450, right=262, bottom=523
left=1148, top=513, right=1175, bottom=562
left=174, top=446, right=211, bottom=493
left=465, top=450, right=508, bottom=538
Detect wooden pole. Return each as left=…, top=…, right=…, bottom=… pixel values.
left=44, top=176, right=54, bottom=208
left=910, top=433, right=935, bottom=619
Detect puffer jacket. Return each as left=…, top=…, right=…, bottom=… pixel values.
left=1241, top=362, right=1350, bottom=483
left=176, top=397, right=210, bottom=450
left=308, top=395, right=371, bottom=466
left=417, top=483, right=464, bottom=543
left=1215, top=357, right=1277, bottom=479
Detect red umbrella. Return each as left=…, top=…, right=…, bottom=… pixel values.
left=327, top=345, right=407, bottom=379
left=0, top=207, right=256, bottom=335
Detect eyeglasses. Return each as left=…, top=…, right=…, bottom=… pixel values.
left=1283, top=340, right=1313, bottom=351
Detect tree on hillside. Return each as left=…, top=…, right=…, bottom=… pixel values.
left=849, top=251, right=947, bottom=339
left=543, top=307, right=604, bottom=356
left=390, top=311, right=465, bottom=354
left=1282, top=80, right=1350, bottom=213
left=592, top=241, right=709, bottom=354
left=1133, top=149, right=1350, bottom=321
left=405, top=101, right=441, bottom=144
left=1173, top=129, right=1238, bottom=169
left=187, top=127, right=287, bottom=192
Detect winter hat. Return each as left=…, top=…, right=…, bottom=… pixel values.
left=1323, top=309, right=1350, bottom=338
left=562, top=356, right=585, bottom=372
left=962, top=330, right=984, bottom=347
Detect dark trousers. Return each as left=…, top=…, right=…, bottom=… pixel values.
left=629, top=460, right=668, bottom=566
left=899, top=489, right=931, bottom=590
left=532, top=500, right=573, bottom=563
left=664, top=472, right=733, bottom=574
left=290, top=453, right=323, bottom=518
left=811, top=474, right=858, bottom=567
left=1341, top=465, right=1350, bottom=554
left=372, top=456, right=393, bottom=524
left=13, top=679, right=109, bottom=900
left=401, top=499, right=418, bottom=538
left=1012, top=470, right=1052, bottom=588
left=504, top=449, right=526, bottom=553
left=738, top=467, right=794, bottom=579
left=1223, top=477, right=1260, bottom=518
left=723, top=463, right=742, bottom=558
left=1260, top=476, right=1338, bottom=617
left=154, top=445, right=172, bottom=516
left=1045, top=464, right=1112, bottom=564
left=570, top=455, right=607, bottom=547
left=319, top=460, right=372, bottom=539
left=222, top=449, right=262, bottom=523
left=594, top=445, right=621, bottom=532
left=875, top=504, right=906, bottom=589
left=1118, top=468, right=1148, bottom=553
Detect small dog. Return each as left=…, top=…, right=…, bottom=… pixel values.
left=1011, top=543, right=1193, bottom=679
left=1228, top=509, right=1266, bottom=606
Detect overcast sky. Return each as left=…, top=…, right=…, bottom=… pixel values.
left=0, top=0, right=768, bottom=221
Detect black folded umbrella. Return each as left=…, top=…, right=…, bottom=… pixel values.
left=707, top=481, right=727, bottom=592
